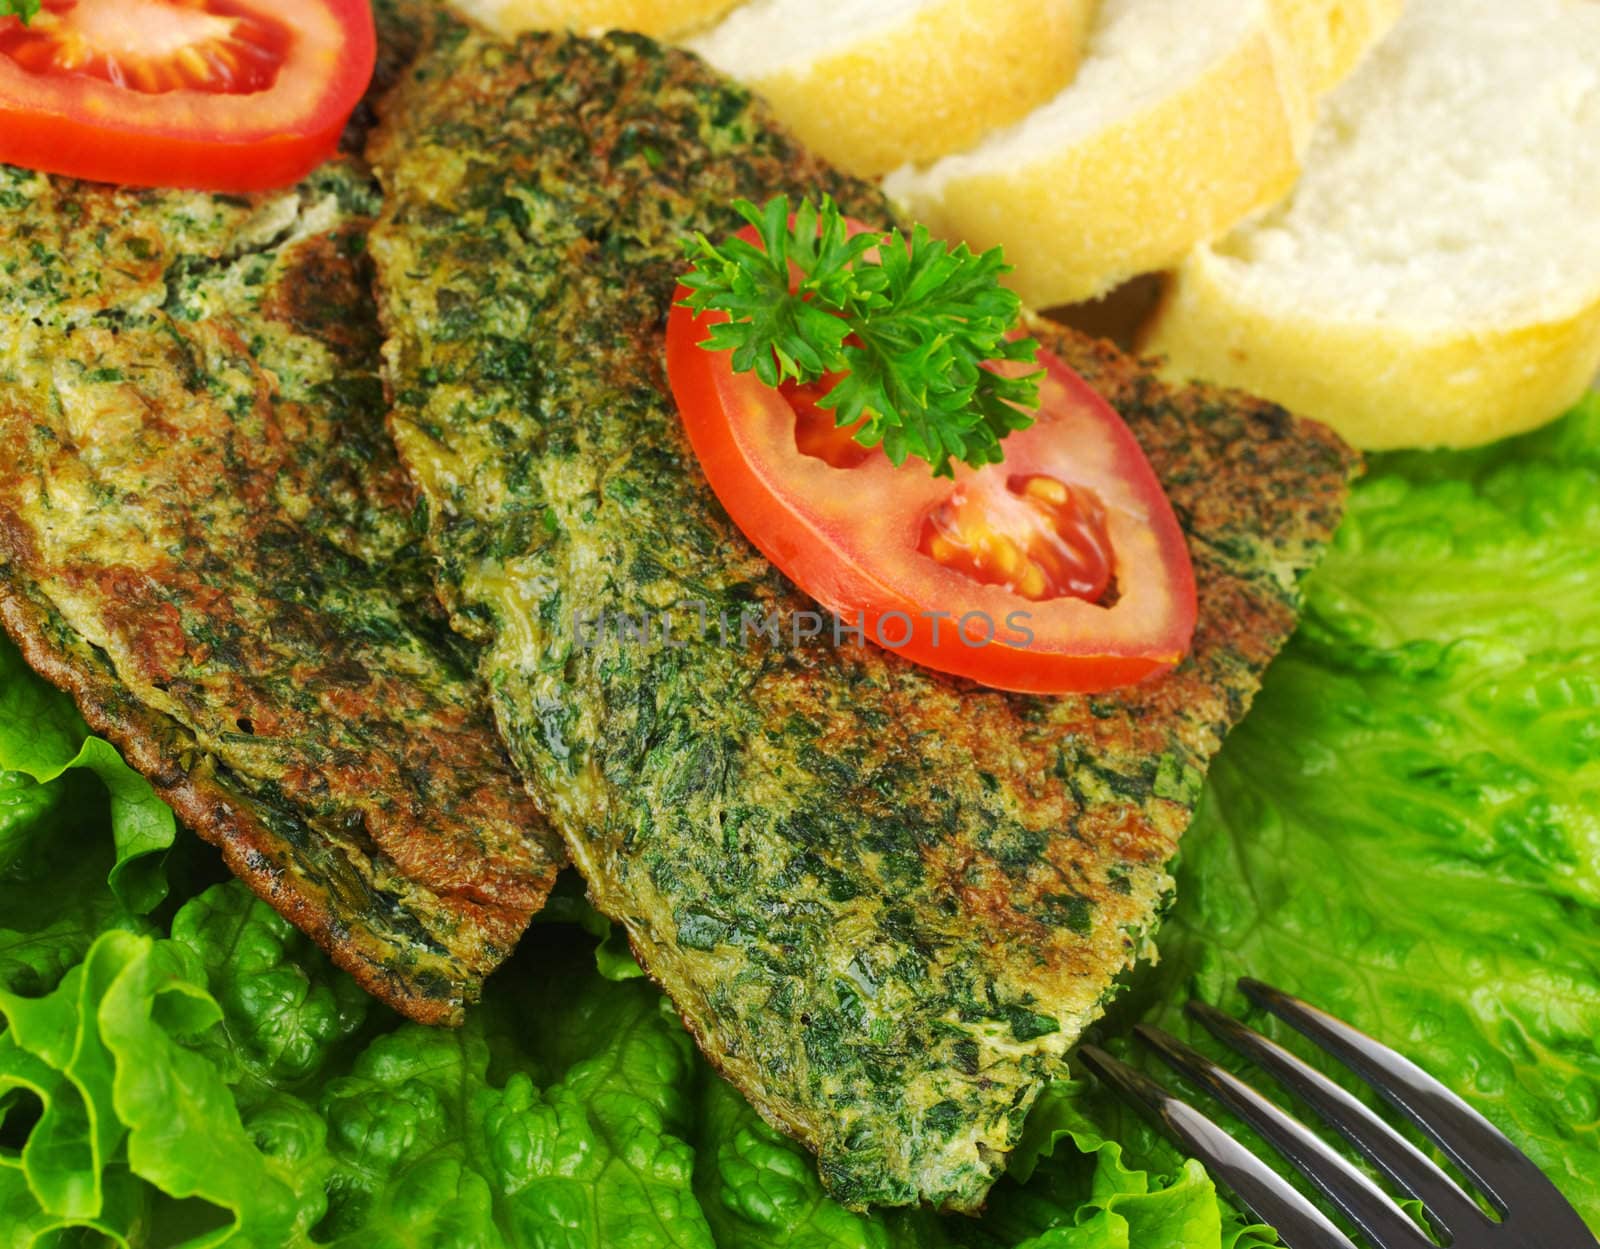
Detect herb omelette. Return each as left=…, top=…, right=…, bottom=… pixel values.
left=0, top=2, right=564, bottom=1026
left=369, top=29, right=1355, bottom=1208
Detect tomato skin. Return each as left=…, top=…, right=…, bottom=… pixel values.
left=0, top=0, right=375, bottom=192
left=666, top=282, right=1197, bottom=696
left=0, top=102, right=350, bottom=192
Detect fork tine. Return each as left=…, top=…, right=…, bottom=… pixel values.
left=1136, top=1025, right=1429, bottom=1249
left=1238, top=979, right=1591, bottom=1229
left=1186, top=1000, right=1484, bottom=1236
left=1078, top=1045, right=1359, bottom=1249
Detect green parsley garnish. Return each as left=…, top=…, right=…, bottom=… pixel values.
left=680, top=195, right=1042, bottom=477
left=0, top=0, right=40, bottom=23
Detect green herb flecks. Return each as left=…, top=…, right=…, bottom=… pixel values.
left=0, top=0, right=39, bottom=23
left=0, top=131, right=562, bottom=1022
left=370, top=28, right=1354, bottom=1212
left=681, top=195, right=1042, bottom=477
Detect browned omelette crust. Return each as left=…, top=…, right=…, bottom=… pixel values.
left=0, top=23, right=561, bottom=1022
left=370, top=29, right=1356, bottom=1207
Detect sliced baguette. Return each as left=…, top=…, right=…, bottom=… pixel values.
left=686, top=0, right=1097, bottom=178
left=1144, top=0, right=1600, bottom=450
left=1272, top=0, right=1405, bottom=95
left=451, top=0, right=743, bottom=39
left=884, top=0, right=1388, bottom=309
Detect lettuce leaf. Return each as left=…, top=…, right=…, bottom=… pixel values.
left=0, top=889, right=1249, bottom=1248
left=312, top=937, right=718, bottom=1248
left=0, top=639, right=166, bottom=1000
left=0, top=925, right=309, bottom=1247
left=0, top=638, right=175, bottom=918
left=2, top=396, right=1598, bottom=1244
left=1080, top=393, right=1600, bottom=1230
left=170, top=883, right=373, bottom=1097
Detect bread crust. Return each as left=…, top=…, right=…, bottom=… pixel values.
left=890, top=13, right=1303, bottom=307
left=737, top=0, right=1095, bottom=177
left=1271, top=0, right=1404, bottom=95
left=452, top=0, right=742, bottom=38
left=1145, top=248, right=1600, bottom=450
left=1147, top=0, right=1600, bottom=449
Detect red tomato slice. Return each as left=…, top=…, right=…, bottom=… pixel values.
left=0, top=0, right=375, bottom=192
left=666, top=227, right=1197, bottom=696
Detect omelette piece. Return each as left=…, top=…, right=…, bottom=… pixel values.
left=0, top=6, right=562, bottom=1026
left=369, top=31, right=1355, bottom=1206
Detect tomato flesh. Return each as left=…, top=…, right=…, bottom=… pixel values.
left=666, top=226, right=1197, bottom=695
left=0, top=0, right=374, bottom=191
left=788, top=376, right=875, bottom=470
left=0, top=1, right=290, bottom=94
left=924, top=474, right=1114, bottom=604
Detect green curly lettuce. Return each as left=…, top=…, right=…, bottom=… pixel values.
left=0, top=639, right=171, bottom=999
left=1077, top=392, right=1600, bottom=1230
left=0, top=926, right=309, bottom=1246
left=0, top=888, right=1246, bottom=1247
left=0, top=638, right=175, bottom=918
left=690, top=1073, right=1260, bottom=1249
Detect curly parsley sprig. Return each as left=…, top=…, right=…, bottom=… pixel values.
left=680, top=195, right=1042, bottom=478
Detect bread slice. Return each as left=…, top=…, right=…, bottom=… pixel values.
left=1144, top=0, right=1600, bottom=450
left=1273, top=0, right=1405, bottom=95
left=450, top=0, right=743, bottom=39
left=685, top=0, right=1097, bottom=178
left=884, top=0, right=1391, bottom=309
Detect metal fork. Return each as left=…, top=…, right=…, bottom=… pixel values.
left=1079, top=979, right=1597, bottom=1249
